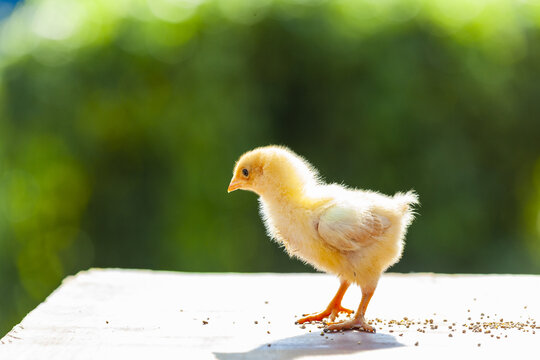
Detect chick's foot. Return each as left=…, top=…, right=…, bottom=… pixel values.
left=296, top=279, right=353, bottom=324
left=296, top=305, right=353, bottom=324
left=324, top=318, right=375, bottom=333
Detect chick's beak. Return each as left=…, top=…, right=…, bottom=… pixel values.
left=227, top=178, right=242, bottom=193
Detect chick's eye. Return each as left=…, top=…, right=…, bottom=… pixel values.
left=242, top=168, right=249, bottom=177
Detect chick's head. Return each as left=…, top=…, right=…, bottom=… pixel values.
left=228, top=145, right=318, bottom=197
left=228, top=149, right=265, bottom=194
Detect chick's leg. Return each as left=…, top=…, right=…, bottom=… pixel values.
left=296, top=279, right=353, bottom=324
left=325, top=285, right=376, bottom=333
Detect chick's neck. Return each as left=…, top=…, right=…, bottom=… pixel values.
left=258, top=177, right=319, bottom=210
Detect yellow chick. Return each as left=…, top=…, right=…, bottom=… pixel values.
left=228, top=146, right=418, bottom=332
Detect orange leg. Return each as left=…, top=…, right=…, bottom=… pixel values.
left=325, top=284, right=376, bottom=333
left=296, top=279, right=354, bottom=324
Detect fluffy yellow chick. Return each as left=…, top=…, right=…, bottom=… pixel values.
left=228, top=146, right=418, bottom=332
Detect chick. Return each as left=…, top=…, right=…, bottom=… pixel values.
left=228, top=146, right=418, bottom=332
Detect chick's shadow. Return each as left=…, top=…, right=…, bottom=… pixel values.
left=214, top=330, right=404, bottom=360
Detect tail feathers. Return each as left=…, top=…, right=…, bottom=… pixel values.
left=394, top=190, right=420, bottom=214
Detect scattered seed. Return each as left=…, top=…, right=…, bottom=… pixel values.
left=105, top=321, right=109, bottom=324
left=478, top=343, right=481, bottom=347
left=415, top=342, right=419, bottom=346
left=202, top=321, right=208, bottom=325
left=267, top=331, right=270, bottom=334
left=267, top=344, right=271, bottom=347
left=254, top=321, right=258, bottom=324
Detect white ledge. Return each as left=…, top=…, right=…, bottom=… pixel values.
left=1, top=269, right=539, bottom=359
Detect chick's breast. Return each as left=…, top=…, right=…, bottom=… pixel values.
left=259, top=197, right=343, bottom=270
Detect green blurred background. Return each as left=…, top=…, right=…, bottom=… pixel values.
left=0, top=0, right=539, bottom=336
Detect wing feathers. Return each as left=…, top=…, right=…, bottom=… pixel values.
left=317, top=204, right=389, bottom=251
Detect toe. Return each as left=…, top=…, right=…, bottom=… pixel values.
left=324, top=319, right=376, bottom=333
left=297, top=311, right=330, bottom=324
left=361, top=324, right=376, bottom=333
left=328, top=310, right=341, bottom=322
left=339, top=306, right=354, bottom=315
left=325, top=322, right=348, bottom=332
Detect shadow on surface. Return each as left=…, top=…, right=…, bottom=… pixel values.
left=214, top=330, right=404, bottom=360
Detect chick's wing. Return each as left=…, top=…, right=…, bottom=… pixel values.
left=316, top=203, right=390, bottom=252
